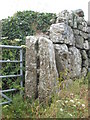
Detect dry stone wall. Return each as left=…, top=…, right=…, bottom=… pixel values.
left=87, top=23, right=90, bottom=71
left=50, top=9, right=90, bottom=78
left=25, top=9, right=90, bottom=102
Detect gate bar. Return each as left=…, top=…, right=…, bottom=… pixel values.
left=0, top=74, right=21, bottom=79
left=0, top=45, right=22, bottom=49
left=0, top=60, right=22, bottom=63
left=0, top=89, right=16, bottom=93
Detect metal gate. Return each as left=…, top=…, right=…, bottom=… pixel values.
left=0, top=45, right=23, bottom=105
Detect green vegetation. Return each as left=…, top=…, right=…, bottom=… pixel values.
left=1, top=38, right=25, bottom=90
left=2, top=75, right=89, bottom=119
left=1, top=10, right=89, bottom=119
left=1, top=10, right=56, bottom=90
left=2, top=10, right=56, bottom=40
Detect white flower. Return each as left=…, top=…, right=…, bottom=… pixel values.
left=73, top=105, right=76, bottom=107
left=77, top=101, right=80, bottom=104
left=14, top=39, right=21, bottom=42
left=56, top=100, right=61, bottom=103
left=70, top=93, right=74, bottom=96
left=82, top=104, right=85, bottom=107
left=65, top=100, right=68, bottom=103
left=62, top=103, right=65, bottom=106
left=3, top=105, right=8, bottom=108
left=68, top=113, right=73, bottom=116
left=70, top=100, right=74, bottom=103
left=60, top=108, right=63, bottom=112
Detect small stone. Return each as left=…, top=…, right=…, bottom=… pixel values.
left=81, top=21, right=87, bottom=27
left=60, top=10, right=69, bottom=18
left=75, top=9, right=84, bottom=17
left=82, top=27, right=88, bottom=32
left=78, top=25, right=83, bottom=30
left=88, top=59, right=90, bottom=67
left=73, top=16, right=78, bottom=28
left=82, top=59, right=88, bottom=69
left=87, top=27, right=90, bottom=33
left=81, top=50, right=88, bottom=60
left=88, top=38, right=90, bottom=42
left=80, top=31, right=88, bottom=39
left=88, top=34, right=90, bottom=38
left=87, top=50, right=90, bottom=58
left=88, top=42, right=90, bottom=47
left=56, top=10, right=69, bottom=23
left=81, top=67, right=87, bottom=77
left=77, top=17, right=84, bottom=23
left=68, top=20, right=73, bottom=27
left=83, top=40, right=89, bottom=50
left=73, top=29, right=80, bottom=35
left=75, top=35, right=84, bottom=49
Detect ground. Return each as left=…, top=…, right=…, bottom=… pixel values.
left=2, top=74, right=89, bottom=119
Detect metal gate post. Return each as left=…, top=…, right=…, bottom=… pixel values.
left=20, top=48, right=23, bottom=95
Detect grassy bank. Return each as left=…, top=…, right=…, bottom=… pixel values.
left=2, top=74, right=89, bottom=119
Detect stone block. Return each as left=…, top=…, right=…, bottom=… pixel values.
left=50, top=23, right=75, bottom=45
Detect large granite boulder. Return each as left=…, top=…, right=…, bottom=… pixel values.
left=50, top=23, right=75, bottom=45
left=54, top=44, right=82, bottom=78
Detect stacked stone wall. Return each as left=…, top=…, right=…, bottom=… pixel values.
left=25, top=9, right=90, bottom=102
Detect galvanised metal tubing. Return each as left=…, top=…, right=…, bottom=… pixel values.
left=0, top=101, right=11, bottom=105
left=0, top=60, right=22, bottom=63
left=0, top=74, right=21, bottom=79
left=0, top=89, right=16, bottom=93
left=20, top=49, right=23, bottom=94
left=0, top=93, right=12, bottom=102
left=0, top=45, right=23, bottom=105
left=0, top=45, right=22, bottom=49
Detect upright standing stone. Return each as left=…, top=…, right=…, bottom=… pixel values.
left=25, top=36, right=37, bottom=98
left=38, top=37, right=58, bottom=102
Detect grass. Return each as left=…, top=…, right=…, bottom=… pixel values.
left=2, top=74, right=89, bottom=119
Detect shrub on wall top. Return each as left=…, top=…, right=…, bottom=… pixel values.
left=2, top=10, right=56, bottom=41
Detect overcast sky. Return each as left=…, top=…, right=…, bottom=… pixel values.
left=0, top=0, right=89, bottom=20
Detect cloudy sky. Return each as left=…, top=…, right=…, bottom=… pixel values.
left=0, top=0, right=89, bottom=20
